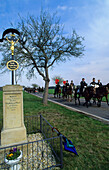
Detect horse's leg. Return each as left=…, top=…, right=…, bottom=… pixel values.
left=97, top=97, right=101, bottom=107
left=66, top=93, right=67, bottom=99
left=83, top=98, right=88, bottom=107
left=93, top=97, right=96, bottom=104
left=59, top=93, right=60, bottom=98
left=74, top=94, right=77, bottom=105
left=83, top=101, right=86, bottom=106
left=70, top=93, right=72, bottom=102
left=69, top=94, right=71, bottom=102
left=86, top=101, right=89, bottom=108
left=68, top=94, right=70, bottom=102
left=54, top=91, right=56, bottom=98
left=63, top=92, right=66, bottom=99
left=63, top=93, right=65, bottom=99
left=89, top=100, right=92, bottom=106
left=78, top=95, right=80, bottom=105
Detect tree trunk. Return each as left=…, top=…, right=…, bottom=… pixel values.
left=43, top=80, right=49, bottom=105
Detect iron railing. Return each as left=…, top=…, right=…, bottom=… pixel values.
left=0, top=115, right=63, bottom=169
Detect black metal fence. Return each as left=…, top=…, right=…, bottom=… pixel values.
left=0, top=115, right=63, bottom=169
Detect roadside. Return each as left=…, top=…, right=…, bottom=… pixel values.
left=33, top=92, right=109, bottom=124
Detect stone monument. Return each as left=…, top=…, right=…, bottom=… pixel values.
left=1, top=85, right=27, bottom=146
left=0, top=28, right=27, bottom=146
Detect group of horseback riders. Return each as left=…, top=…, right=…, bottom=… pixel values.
left=80, top=78, right=102, bottom=94
left=54, top=78, right=102, bottom=97
left=54, top=78, right=109, bottom=107
left=54, top=80, right=75, bottom=99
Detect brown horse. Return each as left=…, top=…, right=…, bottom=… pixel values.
left=62, top=85, right=73, bottom=101
left=62, top=85, right=66, bottom=99
left=66, top=85, right=74, bottom=102
left=95, top=83, right=109, bottom=107
left=82, top=86, right=95, bottom=107
left=83, top=83, right=109, bottom=107
left=54, top=86, right=61, bottom=98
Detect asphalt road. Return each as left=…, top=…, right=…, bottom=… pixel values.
left=33, top=93, right=109, bottom=124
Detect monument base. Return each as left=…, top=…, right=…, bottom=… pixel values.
left=1, top=85, right=27, bottom=147
left=1, top=126, right=27, bottom=147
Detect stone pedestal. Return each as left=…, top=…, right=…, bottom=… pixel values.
left=1, top=85, right=27, bottom=146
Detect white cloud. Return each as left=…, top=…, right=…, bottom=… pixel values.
left=57, top=5, right=67, bottom=10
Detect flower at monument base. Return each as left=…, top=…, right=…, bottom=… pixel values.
left=6, top=148, right=21, bottom=160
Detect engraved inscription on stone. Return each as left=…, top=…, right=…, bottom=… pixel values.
left=5, top=93, right=22, bottom=129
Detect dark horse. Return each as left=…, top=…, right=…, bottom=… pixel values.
left=83, top=83, right=109, bottom=107
left=66, top=85, right=74, bottom=102
left=95, top=83, right=109, bottom=107
left=82, top=86, right=95, bottom=107
left=62, top=85, right=73, bottom=102
left=74, top=86, right=81, bottom=105
left=54, top=86, right=61, bottom=98
left=74, top=86, right=87, bottom=105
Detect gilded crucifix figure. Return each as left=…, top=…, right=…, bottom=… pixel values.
left=6, top=34, right=19, bottom=55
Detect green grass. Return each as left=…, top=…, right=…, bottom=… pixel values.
left=0, top=91, right=109, bottom=169
left=48, top=89, right=55, bottom=94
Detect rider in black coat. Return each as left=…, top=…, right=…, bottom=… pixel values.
left=80, top=78, right=87, bottom=94
left=97, top=79, right=102, bottom=87
left=65, top=80, right=69, bottom=90
left=90, top=78, right=97, bottom=86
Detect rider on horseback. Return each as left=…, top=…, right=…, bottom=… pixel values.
left=70, top=80, right=75, bottom=91
left=90, top=78, right=97, bottom=86
left=65, top=80, right=69, bottom=92
left=65, top=80, right=69, bottom=87
left=80, top=78, right=87, bottom=95
left=54, top=82, right=61, bottom=98
left=90, top=78, right=98, bottom=103
left=97, top=79, right=102, bottom=87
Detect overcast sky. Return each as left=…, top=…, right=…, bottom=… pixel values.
left=0, top=0, right=109, bottom=87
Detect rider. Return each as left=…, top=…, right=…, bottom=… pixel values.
left=70, top=80, right=74, bottom=88
left=90, top=78, right=97, bottom=87
left=70, top=80, right=75, bottom=93
left=65, top=80, right=69, bottom=86
left=54, top=82, right=61, bottom=98
left=90, top=78, right=97, bottom=103
left=80, top=78, right=87, bottom=94
left=65, top=80, right=69, bottom=98
left=65, top=80, right=69, bottom=90
left=97, top=79, right=102, bottom=87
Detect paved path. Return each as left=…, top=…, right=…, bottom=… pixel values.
left=33, top=93, right=109, bottom=124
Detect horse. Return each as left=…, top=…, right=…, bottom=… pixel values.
left=54, top=86, right=61, bottom=98
left=74, top=86, right=81, bottom=105
left=82, top=86, right=95, bottom=107
left=74, top=86, right=87, bottom=105
left=95, top=83, right=109, bottom=107
left=62, top=85, right=74, bottom=102
left=62, top=85, right=67, bottom=99
left=66, top=85, right=74, bottom=102
left=83, top=83, right=109, bottom=107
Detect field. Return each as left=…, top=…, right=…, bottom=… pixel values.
left=0, top=91, right=109, bottom=169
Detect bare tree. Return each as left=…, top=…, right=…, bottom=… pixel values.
left=0, top=10, right=84, bottom=105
